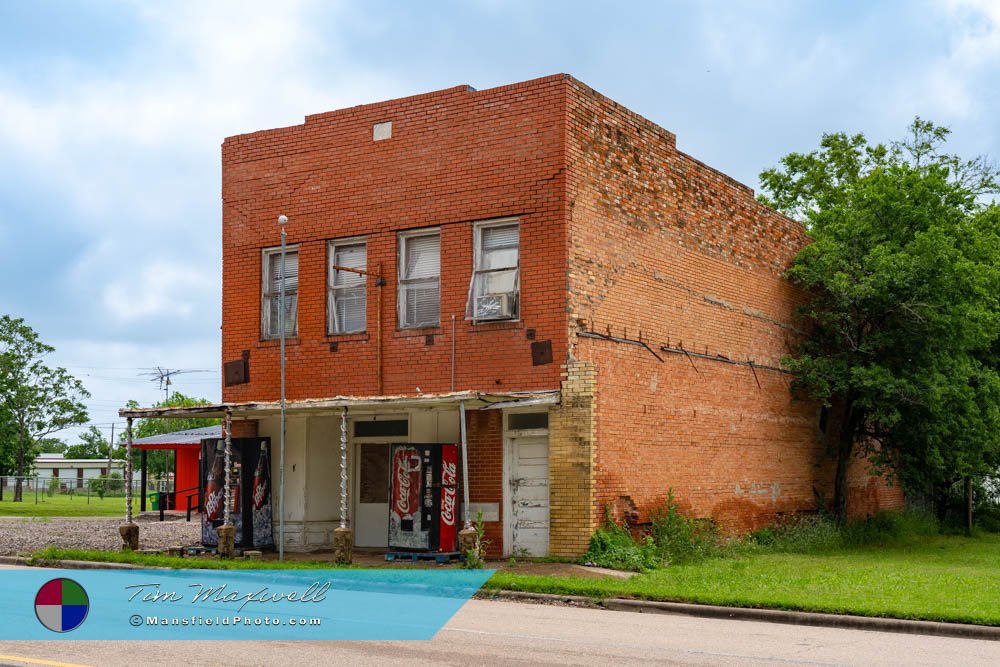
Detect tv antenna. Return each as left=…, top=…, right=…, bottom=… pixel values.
left=140, top=367, right=213, bottom=402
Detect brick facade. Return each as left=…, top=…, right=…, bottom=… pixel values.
left=221, top=77, right=570, bottom=403
left=563, top=78, right=902, bottom=532
left=220, top=74, right=902, bottom=557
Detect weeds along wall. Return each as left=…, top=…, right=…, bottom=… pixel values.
left=564, top=78, right=903, bottom=532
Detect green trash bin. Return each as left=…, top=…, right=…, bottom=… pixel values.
left=148, top=492, right=159, bottom=511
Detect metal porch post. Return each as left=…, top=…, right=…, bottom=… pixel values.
left=140, top=449, right=148, bottom=512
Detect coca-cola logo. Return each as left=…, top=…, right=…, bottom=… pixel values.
left=441, top=486, right=456, bottom=526
left=393, top=449, right=421, bottom=516
left=396, top=464, right=411, bottom=515
left=442, top=460, right=457, bottom=486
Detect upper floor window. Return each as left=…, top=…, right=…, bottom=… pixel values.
left=262, top=246, right=298, bottom=339
left=398, top=229, right=440, bottom=328
left=467, top=218, right=519, bottom=321
left=328, top=239, right=367, bottom=334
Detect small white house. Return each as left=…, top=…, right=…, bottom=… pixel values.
left=33, top=453, right=125, bottom=489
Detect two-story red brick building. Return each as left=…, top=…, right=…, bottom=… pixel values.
left=124, top=74, right=902, bottom=557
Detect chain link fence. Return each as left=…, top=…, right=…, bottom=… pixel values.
left=0, top=475, right=145, bottom=504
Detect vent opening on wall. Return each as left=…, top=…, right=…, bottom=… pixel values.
left=373, top=121, right=392, bottom=141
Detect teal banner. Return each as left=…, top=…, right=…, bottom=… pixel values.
left=1, top=569, right=493, bottom=640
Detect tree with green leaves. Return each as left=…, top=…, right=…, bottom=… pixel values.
left=34, top=438, right=67, bottom=455
left=759, top=119, right=1000, bottom=520
left=0, top=316, right=90, bottom=501
left=66, top=425, right=124, bottom=460
left=123, top=392, right=219, bottom=479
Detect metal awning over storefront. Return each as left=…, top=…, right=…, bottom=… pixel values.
left=116, top=389, right=559, bottom=560
left=117, top=390, right=560, bottom=420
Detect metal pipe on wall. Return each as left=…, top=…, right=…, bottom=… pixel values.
left=278, top=214, right=288, bottom=561
left=459, top=400, right=471, bottom=529
left=377, top=263, right=383, bottom=395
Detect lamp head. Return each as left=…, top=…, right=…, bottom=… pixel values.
left=278, top=215, right=288, bottom=225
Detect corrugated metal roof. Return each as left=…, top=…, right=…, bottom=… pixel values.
left=131, top=425, right=223, bottom=446
left=119, top=390, right=560, bottom=420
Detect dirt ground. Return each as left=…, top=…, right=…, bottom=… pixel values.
left=0, top=514, right=631, bottom=579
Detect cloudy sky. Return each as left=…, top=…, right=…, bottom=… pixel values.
left=1, top=0, right=998, bottom=445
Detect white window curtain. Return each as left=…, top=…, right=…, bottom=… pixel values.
left=263, top=249, right=298, bottom=338
left=329, top=241, right=367, bottom=334
left=399, top=231, right=440, bottom=328
left=465, top=221, right=519, bottom=320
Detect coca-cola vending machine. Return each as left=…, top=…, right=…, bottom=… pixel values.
left=388, top=443, right=459, bottom=552
left=200, top=437, right=274, bottom=549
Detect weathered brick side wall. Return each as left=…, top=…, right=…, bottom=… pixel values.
left=548, top=361, right=597, bottom=556
left=564, top=78, right=902, bottom=532
left=845, top=440, right=905, bottom=516
left=582, top=338, right=832, bottom=532
left=465, top=410, right=504, bottom=558
left=221, top=77, right=570, bottom=403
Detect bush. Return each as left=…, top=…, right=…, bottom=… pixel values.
left=747, top=514, right=843, bottom=554
left=842, top=510, right=938, bottom=547
left=462, top=511, right=490, bottom=570
left=46, top=477, right=59, bottom=498
left=649, top=489, right=723, bottom=564
left=87, top=477, right=106, bottom=500
left=106, top=472, right=124, bottom=495
left=583, top=511, right=660, bottom=572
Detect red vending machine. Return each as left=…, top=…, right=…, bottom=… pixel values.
left=388, top=443, right=459, bottom=552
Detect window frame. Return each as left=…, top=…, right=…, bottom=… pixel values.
left=397, top=228, right=441, bottom=329
left=261, top=244, right=300, bottom=340
left=327, top=236, right=368, bottom=335
left=470, top=217, right=520, bottom=322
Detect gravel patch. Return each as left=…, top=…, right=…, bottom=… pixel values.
left=0, top=516, right=202, bottom=556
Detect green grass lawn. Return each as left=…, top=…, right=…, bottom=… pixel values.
left=0, top=491, right=138, bottom=517
left=31, top=533, right=1000, bottom=625
left=487, top=533, right=1000, bottom=626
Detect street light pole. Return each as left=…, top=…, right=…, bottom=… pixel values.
left=278, top=214, right=288, bottom=561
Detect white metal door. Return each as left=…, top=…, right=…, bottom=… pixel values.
left=506, top=435, right=549, bottom=556
left=354, top=443, right=390, bottom=547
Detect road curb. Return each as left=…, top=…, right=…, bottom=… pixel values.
left=0, top=555, right=167, bottom=570
left=480, top=590, right=1000, bottom=641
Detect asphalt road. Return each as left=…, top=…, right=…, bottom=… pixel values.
left=1, top=597, right=999, bottom=666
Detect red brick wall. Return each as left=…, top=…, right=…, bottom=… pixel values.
left=221, top=77, right=570, bottom=403
left=564, top=78, right=902, bottom=531
left=466, top=410, right=504, bottom=557
left=229, top=420, right=258, bottom=438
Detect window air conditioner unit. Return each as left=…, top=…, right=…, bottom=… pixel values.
left=475, top=293, right=514, bottom=320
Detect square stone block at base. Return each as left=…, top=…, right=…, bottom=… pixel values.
left=119, top=524, right=139, bottom=552
left=217, top=524, right=236, bottom=560
left=458, top=527, right=478, bottom=554
left=333, top=527, right=353, bottom=564
left=244, top=550, right=263, bottom=561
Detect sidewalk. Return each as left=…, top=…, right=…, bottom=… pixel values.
left=3, top=551, right=996, bottom=642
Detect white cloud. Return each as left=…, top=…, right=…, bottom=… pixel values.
left=103, top=259, right=216, bottom=321
left=914, top=0, right=1000, bottom=120
left=0, top=0, right=403, bottom=420
left=0, top=1, right=399, bottom=222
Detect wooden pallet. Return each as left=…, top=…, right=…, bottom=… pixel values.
left=385, top=551, right=463, bottom=564
left=185, top=546, right=215, bottom=556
